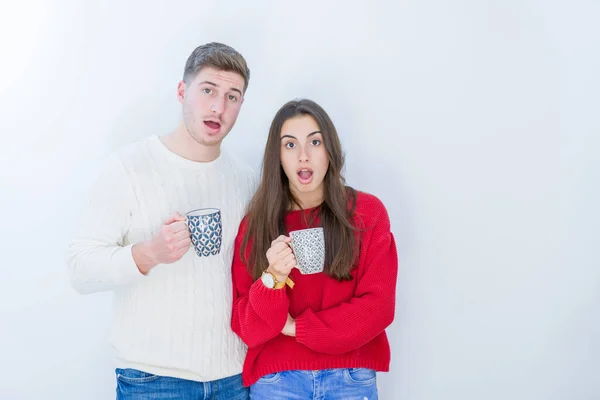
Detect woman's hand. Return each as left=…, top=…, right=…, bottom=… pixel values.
left=266, top=235, right=296, bottom=282
left=281, top=313, right=296, bottom=337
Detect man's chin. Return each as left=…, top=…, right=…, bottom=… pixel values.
left=188, top=129, right=224, bottom=146
left=200, top=134, right=226, bottom=147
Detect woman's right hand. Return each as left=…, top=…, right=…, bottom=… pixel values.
left=266, top=235, right=296, bottom=282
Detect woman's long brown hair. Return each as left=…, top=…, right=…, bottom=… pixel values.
left=241, top=99, right=358, bottom=281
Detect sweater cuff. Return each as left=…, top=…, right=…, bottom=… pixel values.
left=294, top=312, right=311, bottom=345
left=111, top=244, right=145, bottom=285
left=249, top=279, right=289, bottom=329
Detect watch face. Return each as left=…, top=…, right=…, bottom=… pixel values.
left=261, top=273, right=275, bottom=288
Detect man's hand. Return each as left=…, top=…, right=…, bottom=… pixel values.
left=281, top=313, right=296, bottom=337
left=133, top=212, right=191, bottom=274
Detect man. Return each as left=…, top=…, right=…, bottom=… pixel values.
left=67, top=42, right=255, bottom=399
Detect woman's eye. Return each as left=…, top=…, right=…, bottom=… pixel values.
left=284, top=142, right=296, bottom=149
left=311, top=139, right=321, bottom=146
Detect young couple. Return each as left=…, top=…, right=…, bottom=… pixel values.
left=68, top=42, right=398, bottom=400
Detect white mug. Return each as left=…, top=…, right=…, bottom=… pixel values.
left=289, top=227, right=325, bottom=274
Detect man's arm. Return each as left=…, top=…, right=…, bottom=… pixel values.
left=66, top=156, right=144, bottom=294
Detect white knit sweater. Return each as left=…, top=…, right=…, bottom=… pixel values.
left=67, top=135, right=257, bottom=381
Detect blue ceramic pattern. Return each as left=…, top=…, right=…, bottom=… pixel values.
left=187, top=211, right=222, bottom=257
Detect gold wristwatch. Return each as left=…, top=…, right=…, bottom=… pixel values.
left=261, top=271, right=295, bottom=289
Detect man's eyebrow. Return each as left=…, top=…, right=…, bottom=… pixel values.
left=199, top=81, right=243, bottom=95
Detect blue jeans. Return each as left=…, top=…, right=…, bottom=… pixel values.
left=250, top=368, right=378, bottom=400
left=115, top=368, right=248, bottom=400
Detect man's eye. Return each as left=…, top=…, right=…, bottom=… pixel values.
left=228, top=95, right=238, bottom=102
left=202, top=88, right=212, bottom=94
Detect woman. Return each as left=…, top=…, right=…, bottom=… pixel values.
left=231, top=99, right=398, bottom=399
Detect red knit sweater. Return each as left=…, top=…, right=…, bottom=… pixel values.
left=231, top=191, right=398, bottom=386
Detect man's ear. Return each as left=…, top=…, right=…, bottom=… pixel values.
left=177, top=80, right=186, bottom=104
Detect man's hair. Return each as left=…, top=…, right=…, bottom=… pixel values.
left=182, top=42, right=250, bottom=93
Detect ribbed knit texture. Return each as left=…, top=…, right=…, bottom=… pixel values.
left=67, top=135, right=256, bottom=381
left=231, top=191, right=398, bottom=386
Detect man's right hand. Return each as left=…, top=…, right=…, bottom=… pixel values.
left=133, top=212, right=191, bottom=274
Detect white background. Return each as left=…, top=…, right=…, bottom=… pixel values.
left=1, top=0, right=599, bottom=399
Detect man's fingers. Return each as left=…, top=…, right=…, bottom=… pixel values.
left=167, top=220, right=189, bottom=234
left=170, top=229, right=191, bottom=243
left=164, top=212, right=186, bottom=225
left=173, top=236, right=192, bottom=250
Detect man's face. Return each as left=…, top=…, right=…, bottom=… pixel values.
left=178, top=67, right=246, bottom=147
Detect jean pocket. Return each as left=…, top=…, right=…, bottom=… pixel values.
left=256, top=372, right=281, bottom=384
left=343, top=368, right=376, bottom=385
left=116, top=368, right=161, bottom=384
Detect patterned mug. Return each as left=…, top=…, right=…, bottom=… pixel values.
left=289, top=227, right=325, bottom=274
left=186, top=208, right=222, bottom=257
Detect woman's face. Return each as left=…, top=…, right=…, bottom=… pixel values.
left=279, top=115, right=330, bottom=208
